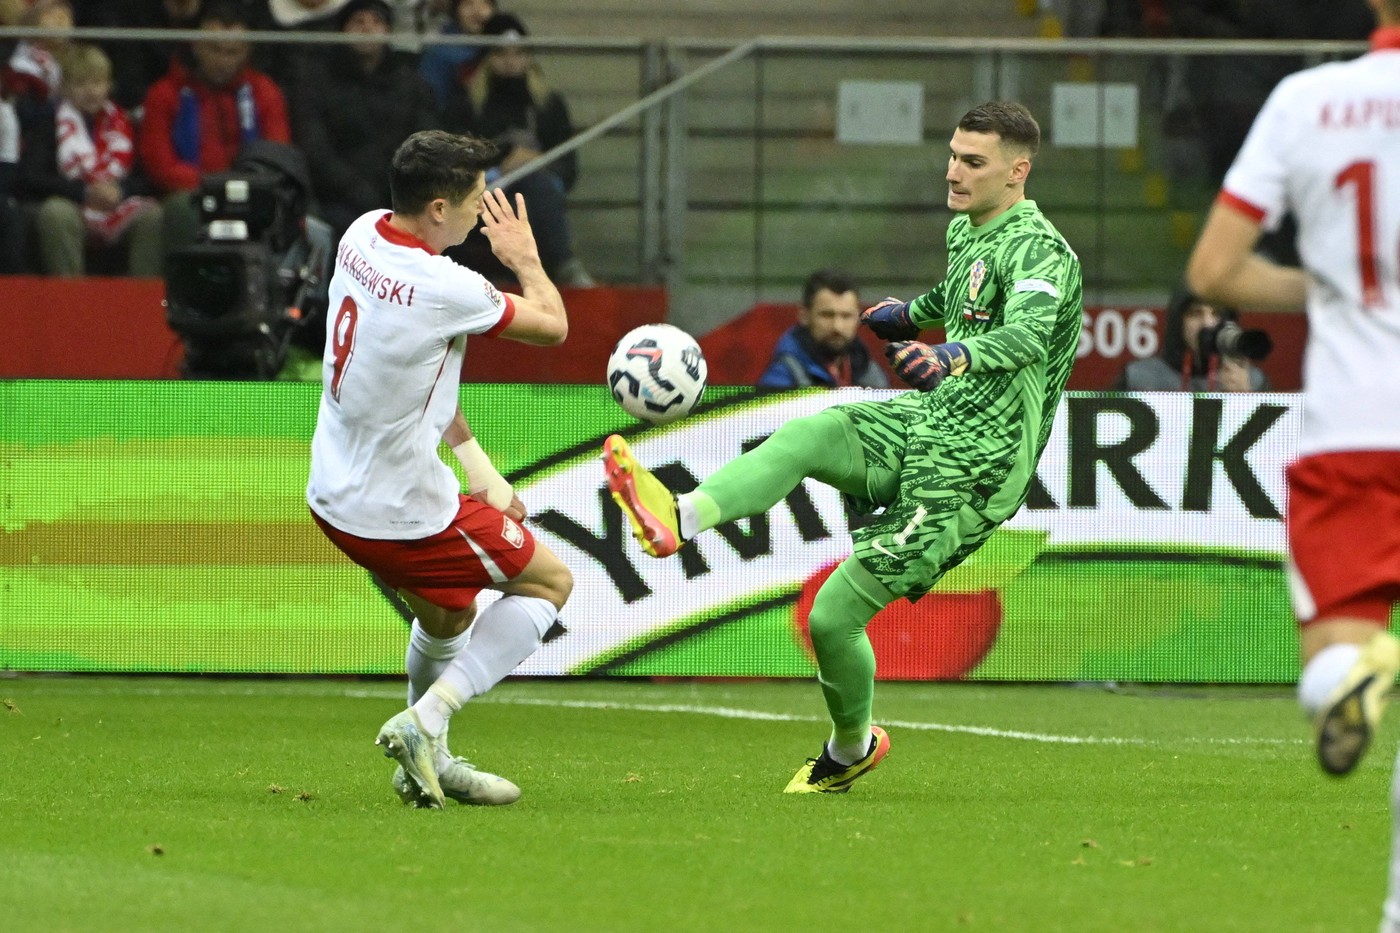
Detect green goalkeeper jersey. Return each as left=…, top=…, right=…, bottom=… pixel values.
left=906, top=198, right=1082, bottom=510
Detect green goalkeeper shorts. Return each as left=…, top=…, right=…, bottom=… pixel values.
left=834, top=394, right=1010, bottom=601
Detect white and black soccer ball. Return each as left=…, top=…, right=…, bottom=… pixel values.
left=606, top=323, right=708, bottom=425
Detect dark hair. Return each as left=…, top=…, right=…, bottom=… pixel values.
left=481, top=11, right=527, bottom=37
left=1161, top=284, right=1239, bottom=369
left=199, top=0, right=248, bottom=28
left=801, top=269, right=858, bottom=308
left=339, top=0, right=393, bottom=30
left=958, top=101, right=1040, bottom=159
left=389, top=130, right=501, bottom=214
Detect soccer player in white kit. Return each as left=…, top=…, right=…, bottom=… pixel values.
left=1188, top=1, right=1400, bottom=925
left=307, top=130, right=572, bottom=809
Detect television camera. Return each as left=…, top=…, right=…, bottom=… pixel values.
left=164, top=141, right=332, bottom=379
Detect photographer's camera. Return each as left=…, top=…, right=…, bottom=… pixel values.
left=1198, top=320, right=1273, bottom=361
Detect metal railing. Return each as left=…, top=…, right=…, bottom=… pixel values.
left=1, top=27, right=1371, bottom=331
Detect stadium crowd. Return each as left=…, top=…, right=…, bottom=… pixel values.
left=0, top=0, right=593, bottom=285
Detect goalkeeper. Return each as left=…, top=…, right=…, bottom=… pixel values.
left=603, top=101, right=1082, bottom=794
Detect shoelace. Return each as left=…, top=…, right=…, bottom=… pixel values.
left=807, top=752, right=845, bottom=781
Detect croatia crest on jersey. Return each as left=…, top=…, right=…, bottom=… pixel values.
left=968, top=259, right=987, bottom=300
left=963, top=258, right=992, bottom=321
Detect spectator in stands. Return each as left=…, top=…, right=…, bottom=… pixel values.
left=0, top=72, right=22, bottom=273
left=6, top=0, right=70, bottom=99
left=1112, top=285, right=1270, bottom=392
left=5, top=0, right=71, bottom=274
left=6, top=0, right=71, bottom=108
left=139, top=0, right=292, bottom=254
left=266, top=0, right=350, bottom=30
left=0, top=0, right=23, bottom=272
left=82, top=0, right=204, bottom=113
left=758, top=269, right=889, bottom=389
left=417, top=0, right=494, bottom=108
left=1170, top=0, right=1372, bottom=186
left=17, top=43, right=163, bottom=276
left=442, top=12, right=593, bottom=287
left=388, top=0, right=451, bottom=37
left=293, top=0, right=438, bottom=239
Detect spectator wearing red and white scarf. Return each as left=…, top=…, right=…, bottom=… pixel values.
left=5, top=0, right=71, bottom=105
left=17, top=43, right=162, bottom=276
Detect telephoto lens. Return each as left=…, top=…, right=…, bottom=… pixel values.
left=1200, top=321, right=1273, bottom=361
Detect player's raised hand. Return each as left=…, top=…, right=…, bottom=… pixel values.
left=480, top=187, right=542, bottom=273
left=861, top=297, right=920, bottom=340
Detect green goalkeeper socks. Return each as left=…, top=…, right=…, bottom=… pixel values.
left=809, top=557, right=892, bottom=751
left=683, top=409, right=867, bottom=534
left=676, top=408, right=887, bottom=746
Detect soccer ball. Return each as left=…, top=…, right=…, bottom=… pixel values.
left=606, top=323, right=708, bottom=425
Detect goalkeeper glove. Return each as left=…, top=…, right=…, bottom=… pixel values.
left=860, top=297, right=921, bottom=340
left=452, top=438, right=514, bottom=511
left=885, top=340, right=970, bottom=392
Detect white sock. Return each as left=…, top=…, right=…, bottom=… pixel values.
left=1298, top=643, right=1362, bottom=715
left=404, top=620, right=470, bottom=706
left=410, top=595, right=557, bottom=736
left=1384, top=746, right=1400, bottom=933
left=826, top=731, right=873, bottom=767
left=676, top=493, right=700, bottom=540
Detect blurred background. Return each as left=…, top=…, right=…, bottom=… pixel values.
left=1, top=0, right=1370, bottom=388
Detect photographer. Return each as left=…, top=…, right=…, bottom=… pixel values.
left=1113, top=286, right=1271, bottom=392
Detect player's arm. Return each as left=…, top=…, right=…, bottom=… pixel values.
left=443, top=408, right=525, bottom=518
left=478, top=187, right=568, bottom=346
left=1186, top=199, right=1307, bottom=312
left=860, top=287, right=946, bottom=340
left=886, top=238, right=1072, bottom=391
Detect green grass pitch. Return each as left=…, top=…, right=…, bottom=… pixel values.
left=1, top=676, right=1392, bottom=932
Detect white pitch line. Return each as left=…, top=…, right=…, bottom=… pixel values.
left=479, top=696, right=1302, bottom=747
left=4, top=681, right=1304, bottom=746
left=485, top=697, right=1135, bottom=744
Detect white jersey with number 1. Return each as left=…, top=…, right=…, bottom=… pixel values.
left=307, top=210, right=515, bottom=539
left=1220, top=30, right=1400, bottom=456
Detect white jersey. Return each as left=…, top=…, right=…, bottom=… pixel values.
left=1221, top=30, right=1400, bottom=456
left=307, top=211, right=514, bottom=539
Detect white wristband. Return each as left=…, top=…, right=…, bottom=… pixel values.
left=451, top=438, right=514, bottom=511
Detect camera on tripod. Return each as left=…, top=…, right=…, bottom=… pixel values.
left=164, top=141, right=331, bottom=379
left=1197, top=320, right=1273, bottom=362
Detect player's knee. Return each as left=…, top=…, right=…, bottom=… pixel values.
left=808, top=560, right=885, bottom=648
left=546, top=560, right=574, bottom=609
left=807, top=605, right=846, bottom=649
left=808, top=583, right=855, bottom=646
left=526, top=544, right=573, bottom=610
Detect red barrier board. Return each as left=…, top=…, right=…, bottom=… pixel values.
left=0, top=276, right=667, bottom=383
left=700, top=303, right=1306, bottom=391
left=0, top=276, right=1302, bottom=390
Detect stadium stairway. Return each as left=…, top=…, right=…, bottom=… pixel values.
left=529, top=6, right=1198, bottom=330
